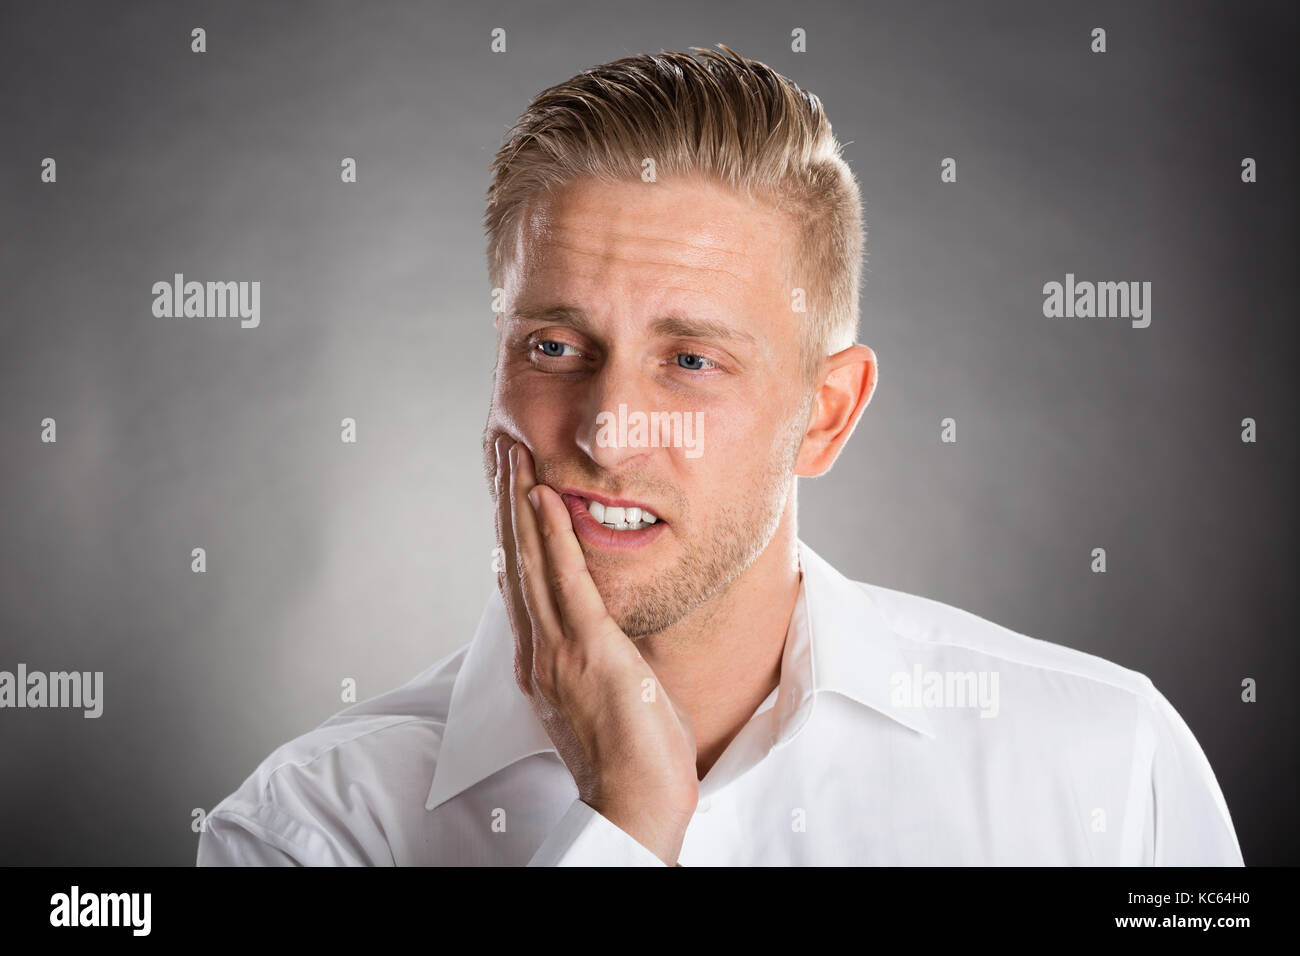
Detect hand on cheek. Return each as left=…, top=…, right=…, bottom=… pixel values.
left=492, top=436, right=699, bottom=864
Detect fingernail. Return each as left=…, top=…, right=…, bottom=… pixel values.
left=528, top=487, right=540, bottom=510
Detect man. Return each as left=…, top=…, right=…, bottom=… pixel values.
left=198, top=46, right=1243, bottom=866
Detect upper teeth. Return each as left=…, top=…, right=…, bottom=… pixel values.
left=587, top=499, right=659, bottom=530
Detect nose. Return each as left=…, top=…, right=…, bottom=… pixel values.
left=575, top=359, right=658, bottom=471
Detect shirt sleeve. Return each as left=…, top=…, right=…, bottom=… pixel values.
left=196, top=799, right=353, bottom=866
left=1143, top=684, right=1244, bottom=866
left=527, top=798, right=671, bottom=866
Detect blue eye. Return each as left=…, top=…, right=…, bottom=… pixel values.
left=676, top=353, right=716, bottom=371
left=536, top=341, right=578, bottom=357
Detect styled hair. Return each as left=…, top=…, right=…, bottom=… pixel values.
left=484, top=44, right=865, bottom=385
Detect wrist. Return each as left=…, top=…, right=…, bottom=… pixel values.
left=586, top=799, right=691, bottom=866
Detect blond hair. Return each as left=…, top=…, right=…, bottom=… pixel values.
left=484, top=44, right=865, bottom=385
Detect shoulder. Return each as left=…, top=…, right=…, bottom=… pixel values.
left=198, top=643, right=470, bottom=865
left=851, top=578, right=1192, bottom=761
left=861, top=579, right=1161, bottom=704
left=856, top=579, right=1242, bottom=864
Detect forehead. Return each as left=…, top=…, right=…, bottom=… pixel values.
left=511, top=175, right=796, bottom=323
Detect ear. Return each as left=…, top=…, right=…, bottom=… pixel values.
left=794, top=344, right=877, bottom=478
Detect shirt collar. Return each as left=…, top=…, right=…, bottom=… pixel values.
left=426, top=538, right=935, bottom=811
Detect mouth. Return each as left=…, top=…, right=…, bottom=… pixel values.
left=558, top=491, right=668, bottom=551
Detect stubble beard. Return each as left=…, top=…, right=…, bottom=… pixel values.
left=483, top=397, right=811, bottom=641
left=593, top=410, right=808, bottom=639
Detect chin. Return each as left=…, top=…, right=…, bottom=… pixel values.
left=586, top=570, right=638, bottom=614
left=589, top=578, right=659, bottom=636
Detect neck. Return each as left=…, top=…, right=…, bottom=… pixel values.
left=638, top=497, right=802, bottom=781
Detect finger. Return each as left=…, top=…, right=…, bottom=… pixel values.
left=531, top=483, right=616, bottom=639
left=494, top=434, right=533, bottom=695
left=509, top=441, right=564, bottom=647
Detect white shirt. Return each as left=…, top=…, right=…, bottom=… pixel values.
left=196, top=539, right=1244, bottom=866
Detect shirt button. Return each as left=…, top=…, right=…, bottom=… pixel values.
left=696, top=798, right=712, bottom=814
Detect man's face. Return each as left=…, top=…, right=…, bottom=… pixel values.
left=484, top=174, right=813, bottom=638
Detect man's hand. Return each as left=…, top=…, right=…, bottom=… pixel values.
left=492, top=434, right=699, bottom=864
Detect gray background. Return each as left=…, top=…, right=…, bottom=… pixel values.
left=0, top=0, right=1294, bottom=865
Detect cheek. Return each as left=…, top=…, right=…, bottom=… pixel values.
left=694, top=387, right=800, bottom=461
left=676, top=402, right=780, bottom=505
left=493, top=353, right=546, bottom=423
left=492, top=375, right=576, bottom=455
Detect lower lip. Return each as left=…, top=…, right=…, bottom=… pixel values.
left=561, top=494, right=668, bottom=551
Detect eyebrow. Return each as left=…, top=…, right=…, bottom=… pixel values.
left=510, top=305, right=757, bottom=347
left=510, top=304, right=592, bottom=333
left=651, top=315, right=758, bottom=346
